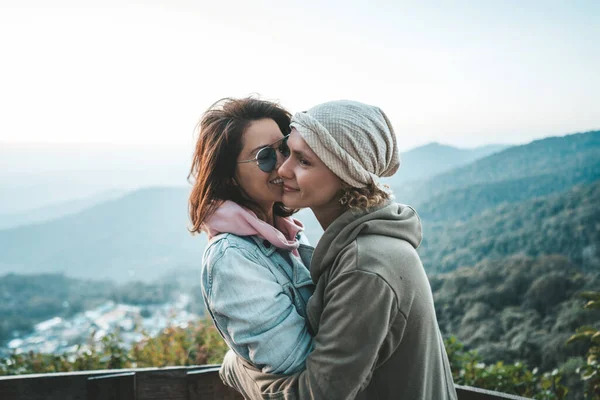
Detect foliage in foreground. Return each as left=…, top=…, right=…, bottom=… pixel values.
left=567, top=291, right=600, bottom=399
left=2, top=293, right=600, bottom=399
left=0, top=319, right=228, bottom=376
left=445, top=336, right=568, bottom=399
left=0, top=325, right=575, bottom=399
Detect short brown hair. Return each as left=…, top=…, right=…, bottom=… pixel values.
left=188, top=97, right=293, bottom=234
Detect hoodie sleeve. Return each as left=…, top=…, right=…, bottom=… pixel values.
left=297, top=267, right=400, bottom=399
left=204, top=242, right=313, bottom=375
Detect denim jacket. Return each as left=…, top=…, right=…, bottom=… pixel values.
left=201, top=233, right=315, bottom=375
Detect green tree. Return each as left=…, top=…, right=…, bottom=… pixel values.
left=445, top=336, right=568, bottom=399
left=568, top=291, right=600, bottom=398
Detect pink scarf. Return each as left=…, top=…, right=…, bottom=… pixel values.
left=202, top=201, right=304, bottom=256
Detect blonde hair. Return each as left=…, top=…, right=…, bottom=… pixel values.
left=340, top=183, right=391, bottom=210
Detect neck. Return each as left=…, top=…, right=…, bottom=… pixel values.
left=312, top=204, right=346, bottom=231
left=257, top=204, right=275, bottom=226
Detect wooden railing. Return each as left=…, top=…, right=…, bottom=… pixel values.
left=0, top=365, right=531, bottom=400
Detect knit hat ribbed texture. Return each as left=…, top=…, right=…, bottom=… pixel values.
left=290, top=100, right=400, bottom=187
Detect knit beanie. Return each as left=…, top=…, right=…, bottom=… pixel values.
left=290, top=100, right=400, bottom=188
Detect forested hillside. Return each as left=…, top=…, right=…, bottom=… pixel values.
left=432, top=255, right=600, bottom=370
left=419, top=180, right=600, bottom=273
left=416, top=164, right=600, bottom=222
left=398, top=130, right=600, bottom=204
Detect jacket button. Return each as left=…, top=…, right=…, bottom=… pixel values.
left=263, top=240, right=271, bottom=248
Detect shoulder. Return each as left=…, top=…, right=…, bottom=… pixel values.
left=330, top=238, right=426, bottom=314
left=332, top=235, right=425, bottom=302
left=357, top=234, right=420, bottom=268
left=204, top=233, right=258, bottom=262
left=337, top=235, right=420, bottom=272
left=202, top=234, right=263, bottom=283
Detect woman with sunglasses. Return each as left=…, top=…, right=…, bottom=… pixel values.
left=188, top=97, right=314, bottom=375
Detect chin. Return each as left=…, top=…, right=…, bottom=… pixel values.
left=282, top=196, right=303, bottom=209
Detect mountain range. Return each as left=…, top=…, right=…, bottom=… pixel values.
left=0, top=187, right=206, bottom=282
left=394, top=130, right=600, bottom=207
left=0, top=142, right=191, bottom=215
left=389, top=142, right=509, bottom=184
left=0, top=141, right=505, bottom=216
left=0, top=190, right=126, bottom=230
left=0, top=130, right=598, bottom=281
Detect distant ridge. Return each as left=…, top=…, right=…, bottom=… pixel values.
left=0, top=190, right=127, bottom=230
left=387, top=142, right=511, bottom=184
left=0, top=131, right=598, bottom=282
left=0, top=143, right=190, bottom=215
left=417, top=163, right=600, bottom=222
left=405, top=130, right=600, bottom=203
left=0, top=186, right=205, bottom=282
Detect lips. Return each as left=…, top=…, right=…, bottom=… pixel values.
left=283, top=184, right=299, bottom=192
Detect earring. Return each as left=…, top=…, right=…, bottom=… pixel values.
left=339, top=191, right=350, bottom=206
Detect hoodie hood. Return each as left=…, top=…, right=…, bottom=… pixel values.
left=311, top=202, right=422, bottom=281
left=202, top=200, right=304, bottom=256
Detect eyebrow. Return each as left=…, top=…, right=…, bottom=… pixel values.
left=291, top=149, right=313, bottom=161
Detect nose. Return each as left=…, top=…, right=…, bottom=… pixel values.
left=278, top=155, right=293, bottom=180
left=275, top=148, right=288, bottom=170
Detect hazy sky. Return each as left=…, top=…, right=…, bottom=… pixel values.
left=0, top=0, right=598, bottom=150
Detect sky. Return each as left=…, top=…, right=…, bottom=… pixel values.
left=0, top=0, right=598, bottom=151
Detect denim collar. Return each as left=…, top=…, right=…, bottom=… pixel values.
left=249, top=235, right=277, bottom=256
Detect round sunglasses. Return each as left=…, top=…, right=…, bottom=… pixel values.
left=237, top=135, right=290, bottom=173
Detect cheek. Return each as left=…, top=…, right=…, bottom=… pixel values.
left=235, top=167, right=249, bottom=185
left=298, top=169, right=341, bottom=196
left=236, top=167, right=262, bottom=192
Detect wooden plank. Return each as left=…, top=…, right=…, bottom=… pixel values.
left=0, top=366, right=532, bottom=400
left=0, top=373, right=88, bottom=400
left=456, top=385, right=532, bottom=400
left=135, top=369, right=188, bottom=400
left=87, top=372, right=136, bottom=400
left=187, top=368, right=243, bottom=400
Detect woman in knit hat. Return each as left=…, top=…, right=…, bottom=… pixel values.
left=221, top=100, right=458, bottom=400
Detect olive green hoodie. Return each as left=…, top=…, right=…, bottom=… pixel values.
left=220, top=202, right=458, bottom=400
left=296, top=201, right=457, bottom=400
